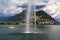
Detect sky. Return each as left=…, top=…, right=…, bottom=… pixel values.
left=43, top=0, right=60, bottom=23
left=0, top=0, right=47, bottom=17
left=0, top=0, right=60, bottom=23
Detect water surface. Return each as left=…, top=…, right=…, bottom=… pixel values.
left=0, top=25, right=60, bottom=40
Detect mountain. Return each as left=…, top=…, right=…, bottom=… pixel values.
left=5, top=11, right=26, bottom=21
left=1, top=10, right=60, bottom=25
left=0, top=5, right=46, bottom=21
left=36, top=10, right=60, bottom=25
left=0, top=17, right=9, bottom=21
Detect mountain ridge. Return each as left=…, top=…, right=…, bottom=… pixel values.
left=3, top=10, right=60, bottom=25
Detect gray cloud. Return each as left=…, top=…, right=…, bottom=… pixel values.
left=0, top=0, right=47, bottom=17
left=43, top=0, right=60, bottom=23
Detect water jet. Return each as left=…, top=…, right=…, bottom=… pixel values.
left=24, top=0, right=41, bottom=33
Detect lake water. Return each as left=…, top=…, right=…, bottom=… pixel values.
left=0, top=25, right=60, bottom=40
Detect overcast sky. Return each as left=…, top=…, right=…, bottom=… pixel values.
left=43, top=0, right=60, bottom=23
left=0, top=0, right=60, bottom=23
left=0, top=0, right=48, bottom=17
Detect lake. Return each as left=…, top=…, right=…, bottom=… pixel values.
left=0, top=25, right=60, bottom=40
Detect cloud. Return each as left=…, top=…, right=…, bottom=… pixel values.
left=3, top=6, right=23, bottom=16
left=43, top=5, right=58, bottom=18
left=10, top=0, right=28, bottom=6
left=0, top=0, right=25, bottom=17
left=0, top=0, right=47, bottom=17
left=43, top=0, right=60, bottom=23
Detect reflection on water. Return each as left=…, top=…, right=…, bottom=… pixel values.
left=0, top=25, right=60, bottom=40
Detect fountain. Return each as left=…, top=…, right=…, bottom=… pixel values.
left=24, top=0, right=42, bottom=34
left=25, top=0, right=33, bottom=33
left=8, top=0, right=42, bottom=34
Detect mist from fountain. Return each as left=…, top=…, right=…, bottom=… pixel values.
left=25, top=0, right=40, bottom=33
left=25, top=0, right=33, bottom=33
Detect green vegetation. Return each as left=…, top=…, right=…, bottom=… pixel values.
left=36, top=10, right=60, bottom=25
left=0, top=10, right=59, bottom=25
